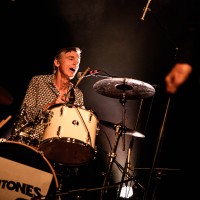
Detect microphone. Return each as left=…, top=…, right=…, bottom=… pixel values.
left=77, top=69, right=100, bottom=79
left=141, top=0, right=152, bottom=21
left=68, top=88, right=75, bottom=107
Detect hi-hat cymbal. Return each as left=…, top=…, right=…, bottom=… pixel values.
left=93, top=78, right=155, bottom=100
left=100, top=120, right=145, bottom=138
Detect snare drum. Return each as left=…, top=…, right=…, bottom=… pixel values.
left=0, top=140, right=59, bottom=200
left=39, top=105, right=99, bottom=166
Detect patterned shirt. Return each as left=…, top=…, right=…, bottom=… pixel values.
left=10, top=74, right=84, bottom=146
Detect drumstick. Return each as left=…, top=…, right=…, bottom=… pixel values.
left=74, top=67, right=91, bottom=88
left=0, top=115, right=12, bottom=128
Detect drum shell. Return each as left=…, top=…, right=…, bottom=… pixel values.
left=40, top=105, right=99, bottom=166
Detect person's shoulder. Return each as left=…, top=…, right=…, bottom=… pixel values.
left=30, top=74, right=53, bottom=81
left=32, top=74, right=52, bottom=78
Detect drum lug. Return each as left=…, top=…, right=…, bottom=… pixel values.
left=94, top=145, right=98, bottom=153
left=96, top=125, right=100, bottom=135
left=38, top=150, right=45, bottom=157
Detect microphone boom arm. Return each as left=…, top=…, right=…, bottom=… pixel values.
left=141, top=0, right=152, bottom=20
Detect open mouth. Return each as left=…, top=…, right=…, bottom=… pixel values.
left=69, top=68, right=75, bottom=72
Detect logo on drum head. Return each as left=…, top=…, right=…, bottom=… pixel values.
left=0, top=157, right=53, bottom=199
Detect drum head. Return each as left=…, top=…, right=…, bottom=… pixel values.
left=0, top=140, right=59, bottom=200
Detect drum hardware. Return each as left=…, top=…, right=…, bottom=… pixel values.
left=100, top=120, right=145, bottom=138
left=9, top=106, right=42, bottom=147
left=93, top=77, right=155, bottom=200
left=116, top=136, right=144, bottom=199
left=60, top=106, right=64, bottom=116
left=97, top=128, right=146, bottom=199
left=57, top=126, right=61, bottom=137
left=99, top=89, right=129, bottom=199
left=44, top=175, right=143, bottom=200
left=99, top=95, right=128, bottom=199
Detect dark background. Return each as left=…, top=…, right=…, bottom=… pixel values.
left=1, top=0, right=199, bottom=199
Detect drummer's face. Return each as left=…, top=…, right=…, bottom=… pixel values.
left=55, top=51, right=81, bottom=79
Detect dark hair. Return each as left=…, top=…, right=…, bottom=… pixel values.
left=54, top=47, right=82, bottom=60
left=53, top=47, right=82, bottom=72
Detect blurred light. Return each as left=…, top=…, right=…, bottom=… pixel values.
left=119, top=185, right=133, bottom=198
left=125, top=130, right=145, bottom=138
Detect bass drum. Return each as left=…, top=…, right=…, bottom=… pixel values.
left=39, top=105, right=99, bottom=166
left=0, top=140, right=59, bottom=200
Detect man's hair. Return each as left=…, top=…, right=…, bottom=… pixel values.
left=53, top=47, right=82, bottom=72
left=54, top=47, right=82, bottom=60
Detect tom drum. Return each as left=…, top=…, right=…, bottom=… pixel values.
left=39, top=105, right=99, bottom=166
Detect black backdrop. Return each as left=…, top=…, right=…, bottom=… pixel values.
left=1, top=0, right=199, bottom=199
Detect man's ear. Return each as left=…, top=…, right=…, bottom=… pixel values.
left=54, top=58, right=60, bottom=67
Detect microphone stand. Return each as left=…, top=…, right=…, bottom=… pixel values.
left=142, top=97, right=171, bottom=200
left=141, top=0, right=152, bottom=21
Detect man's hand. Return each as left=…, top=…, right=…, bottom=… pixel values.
left=165, top=63, right=192, bottom=94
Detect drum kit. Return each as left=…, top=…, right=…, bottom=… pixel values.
left=0, top=77, right=155, bottom=199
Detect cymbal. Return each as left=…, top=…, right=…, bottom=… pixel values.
left=93, top=78, right=155, bottom=99
left=100, top=120, right=145, bottom=138
left=0, top=86, right=13, bottom=105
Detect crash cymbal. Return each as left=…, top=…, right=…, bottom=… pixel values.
left=0, top=86, right=13, bottom=105
left=100, top=120, right=145, bottom=138
left=93, top=78, right=155, bottom=99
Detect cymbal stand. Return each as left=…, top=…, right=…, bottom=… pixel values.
left=100, top=92, right=128, bottom=200
left=120, top=92, right=127, bottom=152
left=100, top=123, right=121, bottom=200
left=116, top=98, right=144, bottom=199
left=116, top=137, right=134, bottom=199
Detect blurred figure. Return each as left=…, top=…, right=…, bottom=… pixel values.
left=165, top=0, right=199, bottom=94
left=162, top=2, right=199, bottom=199
left=165, top=63, right=192, bottom=94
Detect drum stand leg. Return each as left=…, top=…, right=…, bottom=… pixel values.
left=100, top=125, right=122, bottom=200
left=100, top=93, right=128, bottom=200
